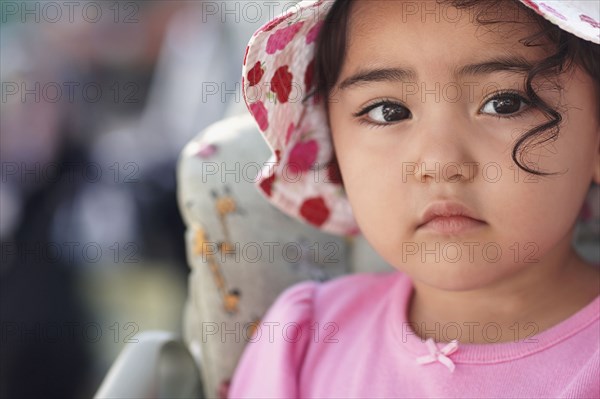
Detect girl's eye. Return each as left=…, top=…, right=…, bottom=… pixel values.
left=480, top=92, right=531, bottom=117
left=354, top=101, right=411, bottom=125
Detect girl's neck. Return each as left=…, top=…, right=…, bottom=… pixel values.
left=407, top=242, right=600, bottom=345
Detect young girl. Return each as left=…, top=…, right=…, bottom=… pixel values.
left=230, top=0, right=600, bottom=397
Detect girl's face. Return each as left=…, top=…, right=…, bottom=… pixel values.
left=329, top=0, right=600, bottom=290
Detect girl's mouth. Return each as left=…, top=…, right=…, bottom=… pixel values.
left=417, top=201, right=486, bottom=234
left=418, top=215, right=487, bottom=234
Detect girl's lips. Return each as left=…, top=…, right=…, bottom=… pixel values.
left=417, top=201, right=486, bottom=234
left=418, top=215, right=486, bottom=234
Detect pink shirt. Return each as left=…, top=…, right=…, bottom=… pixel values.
left=229, top=271, right=600, bottom=398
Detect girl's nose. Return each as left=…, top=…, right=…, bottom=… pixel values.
left=410, top=114, right=479, bottom=184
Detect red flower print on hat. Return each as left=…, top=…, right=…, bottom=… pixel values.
left=247, top=61, right=265, bottom=87
left=195, top=143, right=217, bottom=159
left=258, top=12, right=294, bottom=35
left=266, top=21, right=304, bottom=54
left=243, top=45, right=250, bottom=66
left=288, top=139, right=318, bottom=174
left=520, top=0, right=541, bottom=14
left=327, top=159, right=343, bottom=185
left=539, top=2, right=566, bottom=21
left=306, top=21, right=323, bottom=44
left=285, top=123, right=295, bottom=145
left=271, top=66, right=293, bottom=103
left=259, top=173, right=276, bottom=197
left=299, top=197, right=330, bottom=227
left=249, top=101, right=269, bottom=131
left=580, top=14, right=600, bottom=29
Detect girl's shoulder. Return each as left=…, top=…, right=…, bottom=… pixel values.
left=277, top=270, right=402, bottom=303
left=314, top=270, right=403, bottom=301
left=267, top=271, right=404, bottom=324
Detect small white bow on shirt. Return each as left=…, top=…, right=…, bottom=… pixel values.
left=416, top=338, right=459, bottom=372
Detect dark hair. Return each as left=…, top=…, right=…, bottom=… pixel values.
left=314, top=0, right=600, bottom=176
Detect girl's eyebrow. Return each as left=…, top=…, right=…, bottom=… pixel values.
left=454, top=55, right=534, bottom=78
left=338, top=55, right=534, bottom=90
left=339, top=67, right=417, bottom=90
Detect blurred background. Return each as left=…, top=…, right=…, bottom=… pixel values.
left=0, top=1, right=295, bottom=397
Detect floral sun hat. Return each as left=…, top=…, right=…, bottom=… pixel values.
left=241, top=0, right=600, bottom=236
